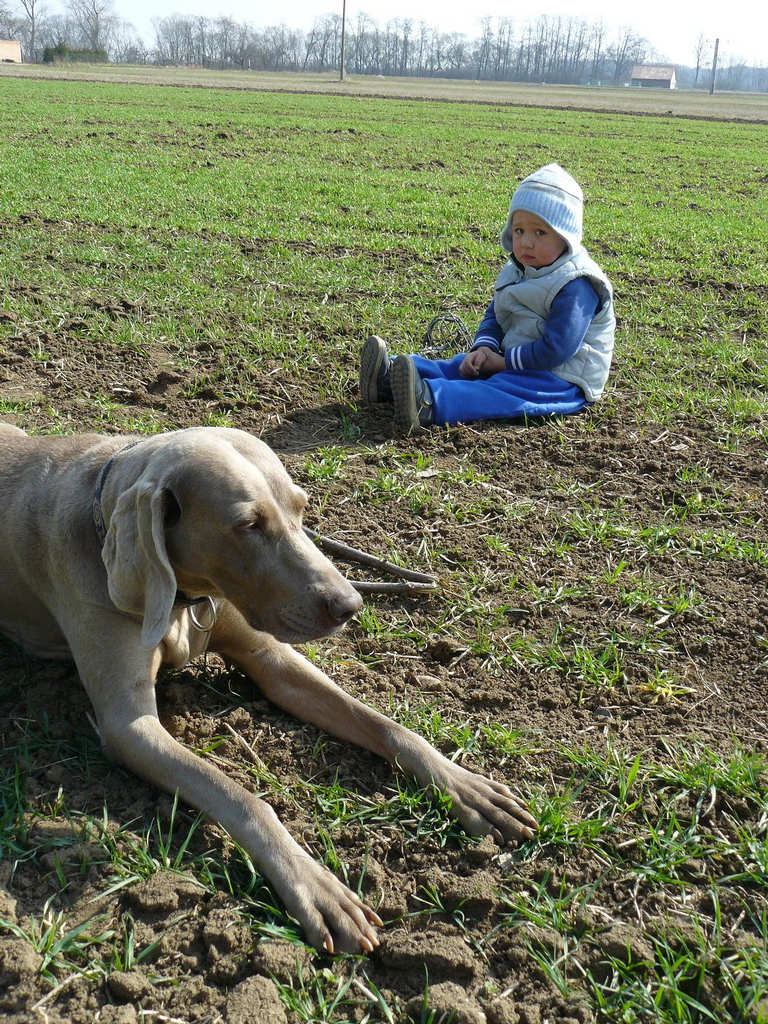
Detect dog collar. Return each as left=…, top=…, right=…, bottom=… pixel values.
left=92, top=438, right=145, bottom=547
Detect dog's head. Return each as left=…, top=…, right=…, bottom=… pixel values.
left=101, top=428, right=363, bottom=648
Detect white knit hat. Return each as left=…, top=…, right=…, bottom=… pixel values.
left=500, top=163, right=584, bottom=255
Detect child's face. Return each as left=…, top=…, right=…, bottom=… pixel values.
left=511, top=210, right=567, bottom=268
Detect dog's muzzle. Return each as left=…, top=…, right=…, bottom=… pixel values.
left=272, top=585, right=363, bottom=642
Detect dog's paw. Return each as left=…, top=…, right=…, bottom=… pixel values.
left=279, top=856, right=383, bottom=955
left=429, top=759, right=538, bottom=844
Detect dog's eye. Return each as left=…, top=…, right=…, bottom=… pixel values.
left=235, top=509, right=267, bottom=534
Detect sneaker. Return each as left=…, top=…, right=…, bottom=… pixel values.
left=391, top=355, right=434, bottom=431
left=359, top=335, right=393, bottom=404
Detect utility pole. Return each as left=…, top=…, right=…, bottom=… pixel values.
left=339, top=0, right=346, bottom=81
left=709, top=36, right=719, bottom=95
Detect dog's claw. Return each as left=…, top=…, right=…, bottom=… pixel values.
left=281, top=855, right=382, bottom=956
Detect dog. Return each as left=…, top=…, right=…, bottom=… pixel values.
left=0, top=424, right=536, bottom=953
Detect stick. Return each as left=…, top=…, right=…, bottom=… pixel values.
left=351, top=580, right=436, bottom=594
left=303, top=527, right=438, bottom=593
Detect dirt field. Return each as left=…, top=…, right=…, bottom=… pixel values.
left=2, top=61, right=768, bottom=123
left=1, top=320, right=767, bottom=1022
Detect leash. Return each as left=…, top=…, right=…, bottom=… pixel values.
left=421, top=310, right=472, bottom=358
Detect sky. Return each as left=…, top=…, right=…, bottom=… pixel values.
left=122, top=0, right=767, bottom=68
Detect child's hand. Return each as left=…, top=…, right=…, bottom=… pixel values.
left=460, top=349, right=490, bottom=378
left=460, top=348, right=505, bottom=379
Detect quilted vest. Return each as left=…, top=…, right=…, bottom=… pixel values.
left=493, top=246, right=615, bottom=402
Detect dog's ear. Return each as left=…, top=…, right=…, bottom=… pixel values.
left=101, top=480, right=177, bottom=649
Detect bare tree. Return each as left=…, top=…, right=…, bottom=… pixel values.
left=610, top=25, right=646, bottom=83
left=399, top=17, right=411, bottom=74
left=85, top=7, right=765, bottom=86
left=153, top=14, right=201, bottom=64
left=548, top=16, right=564, bottom=80
left=36, top=11, right=74, bottom=50
left=230, top=19, right=250, bottom=68
left=301, top=19, right=320, bottom=69
left=693, top=33, right=708, bottom=86
left=531, top=15, right=550, bottom=79
left=110, top=18, right=144, bottom=62
left=443, top=31, right=467, bottom=74
left=312, top=14, right=340, bottom=70
left=475, top=16, right=493, bottom=78
left=193, top=15, right=209, bottom=66
left=589, top=21, right=606, bottom=83
left=0, top=0, right=13, bottom=32
left=492, top=17, right=513, bottom=78
left=18, top=0, right=45, bottom=60
left=412, top=20, right=429, bottom=76
left=567, top=20, right=589, bottom=83
left=212, top=16, right=238, bottom=66
left=67, top=0, right=115, bottom=53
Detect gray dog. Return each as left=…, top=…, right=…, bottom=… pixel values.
left=0, top=424, right=536, bottom=953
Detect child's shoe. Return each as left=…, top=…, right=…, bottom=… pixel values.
left=359, top=335, right=393, bottom=403
left=391, top=355, right=434, bottom=431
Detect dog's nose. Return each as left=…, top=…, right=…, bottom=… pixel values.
left=326, top=588, right=363, bottom=626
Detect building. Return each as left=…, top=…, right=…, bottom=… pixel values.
left=0, top=40, right=22, bottom=63
left=630, top=63, right=676, bottom=89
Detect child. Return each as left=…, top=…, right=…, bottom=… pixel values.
left=359, top=163, right=615, bottom=431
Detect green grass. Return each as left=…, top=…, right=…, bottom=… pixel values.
left=1, top=77, right=766, bottom=431
left=502, top=742, right=768, bottom=1022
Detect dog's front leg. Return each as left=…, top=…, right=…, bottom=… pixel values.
left=68, top=620, right=382, bottom=955
left=214, top=610, right=538, bottom=846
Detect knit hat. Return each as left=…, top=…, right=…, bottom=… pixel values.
left=500, top=163, right=583, bottom=255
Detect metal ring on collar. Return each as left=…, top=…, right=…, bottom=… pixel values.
left=189, top=596, right=217, bottom=632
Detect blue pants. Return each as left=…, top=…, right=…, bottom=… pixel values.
left=410, top=353, right=587, bottom=426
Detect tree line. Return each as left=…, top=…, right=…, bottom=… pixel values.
left=1, top=0, right=766, bottom=92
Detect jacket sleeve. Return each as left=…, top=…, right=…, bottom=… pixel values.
left=471, top=299, right=503, bottom=352
left=504, top=277, right=600, bottom=373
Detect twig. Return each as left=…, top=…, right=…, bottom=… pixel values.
left=304, top=527, right=438, bottom=594
left=32, top=974, right=78, bottom=1017
left=222, top=721, right=268, bottom=769
left=304, top=528, right=435, bottom=582
left=351, top=579, right=436, bottom=594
